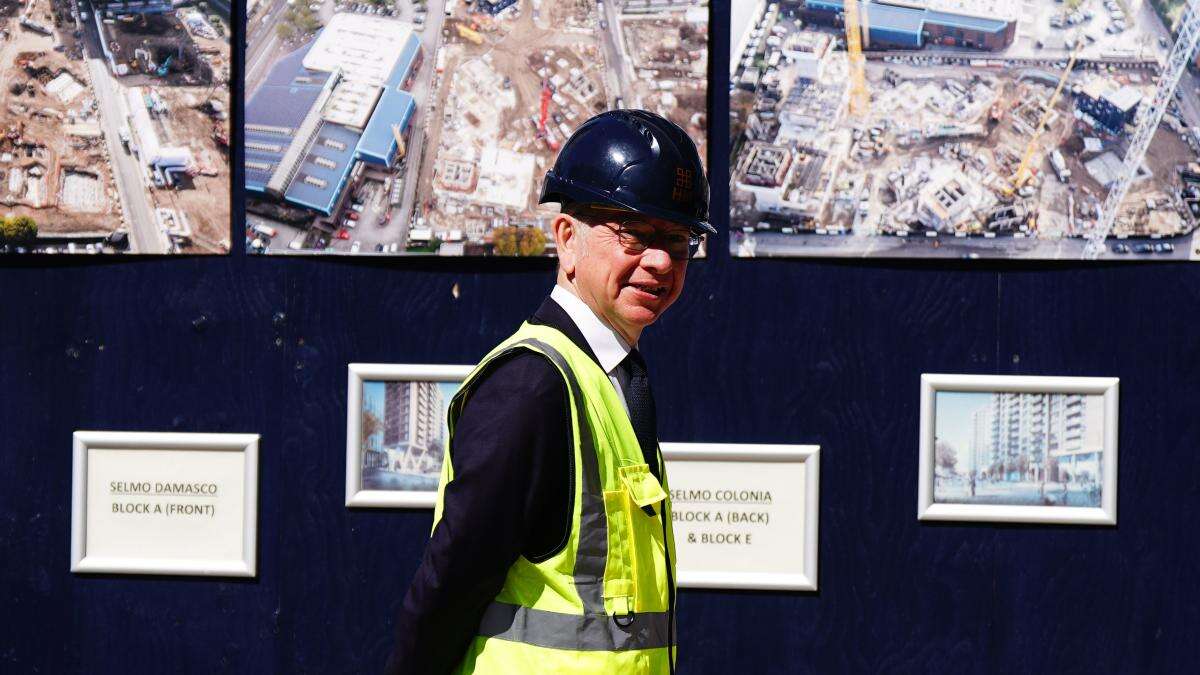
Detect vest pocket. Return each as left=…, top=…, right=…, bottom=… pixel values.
left=618, top=464, right=668, bottom=514
left=603, top=464, right=669, bottom=615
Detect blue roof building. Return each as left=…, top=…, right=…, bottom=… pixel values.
left=244, top=43, right=333, bottom=195
left=243, top=26, right=423, bottom=216
left=858, top=2, right=925, bottom=48
left=357, top=90, right=416, bottom=167
left=388, top=32, right=422, bottom=90
left=802, top=1, right=1017, bottom=51
left=286, top=123, right=363, bottom=214
left=922, top=10, right=1009, bottom=35
left=805, top=0, right=924, bottom=48
left=355, top=33, right=422, bottom=167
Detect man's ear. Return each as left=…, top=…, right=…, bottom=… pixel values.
left=553, top=213, right=579, bottom=276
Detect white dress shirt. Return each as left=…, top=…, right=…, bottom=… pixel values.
left=550, top=284, right=632, bottom=413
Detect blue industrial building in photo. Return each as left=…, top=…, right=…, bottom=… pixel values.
left=805, top=0, right=923, bottom=48
left=243, top=19, right=422, bottom=216
left=283, top=123, right=364, bottom=215
left=243, top=43, right=332, bottom=199
left=802, top=0, right=1018, bottom=51
left=357, top=90, right=417, bottom=168
left=355, top=36, right=422, bottom=168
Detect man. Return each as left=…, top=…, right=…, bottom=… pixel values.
left=386, top=110, right=712, bottom=674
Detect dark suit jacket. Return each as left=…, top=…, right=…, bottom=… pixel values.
left=386, top=296, right=652, bottom=674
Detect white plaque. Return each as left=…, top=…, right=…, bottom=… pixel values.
left=71, top=431, right=259, bottom=577
left=663, top=443, right=819, bottom=591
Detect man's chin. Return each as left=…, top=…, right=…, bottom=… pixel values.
left=617, top=304, right=663, bottom=329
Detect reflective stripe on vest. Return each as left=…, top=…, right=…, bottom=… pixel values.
left=517, top=338, right=609, bottom=616
left=478, top=602, right=671, bottom=652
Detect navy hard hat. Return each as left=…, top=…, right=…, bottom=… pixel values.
left=539, top=109, right=714, bottom=236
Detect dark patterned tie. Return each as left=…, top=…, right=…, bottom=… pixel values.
left=622, top=349, right=659, bottom=476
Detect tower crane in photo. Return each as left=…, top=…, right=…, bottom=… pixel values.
left=1086, top=0, right=1200, bottom=259
left=539, top=80, right=552, bottom=136
left=842, top=0, right=870, bottom=118
left=1008, top=42, right=1082, bottom=196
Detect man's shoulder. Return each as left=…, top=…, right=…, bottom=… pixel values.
left=468, top=348, right=566, bottom=407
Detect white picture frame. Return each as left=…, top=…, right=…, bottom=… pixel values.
left=918, top=374, right=1119, bottom=525
left=662, top=443, right=820, bottom=591
left=71, top=431, right=260, bottom=577
left=345, top=363, right=473, bottom=508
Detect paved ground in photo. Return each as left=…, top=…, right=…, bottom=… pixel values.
left=937, top=479, right=1102, bottom=507
left=362, top=467, right=439, bottom=492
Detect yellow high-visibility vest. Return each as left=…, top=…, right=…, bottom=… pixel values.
left=434, top=322, right=677, bottom=673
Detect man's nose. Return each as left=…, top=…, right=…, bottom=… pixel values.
left=639, top=245, right=674, bottom=273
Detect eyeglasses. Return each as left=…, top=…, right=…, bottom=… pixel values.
left=573, top=212, right=703, bottom=261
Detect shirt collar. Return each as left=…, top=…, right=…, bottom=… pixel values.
left=550, top=284, right=631, bottom=376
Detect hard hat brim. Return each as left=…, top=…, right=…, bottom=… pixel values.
left=540, top=172, right=716, bottom=237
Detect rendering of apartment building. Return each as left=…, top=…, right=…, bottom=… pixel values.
left=969, top=393, right=1104, bottom=483
left=382, top=381, right=446, bottom=474
left=970, top=405, right=993, bottom=475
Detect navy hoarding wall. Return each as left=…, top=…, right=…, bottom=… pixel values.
left=2, top=2, right=1199, bottom=672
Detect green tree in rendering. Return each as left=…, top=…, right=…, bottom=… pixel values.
left=935, top=438, right=957, bottom=475
left=989, top=460, right=1003, bottom=480
left=362, top=408, right=382, bottom=445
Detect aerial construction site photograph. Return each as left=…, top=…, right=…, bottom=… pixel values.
left=244, top=0, right=709, bottom=256
left=0, top=0, right=231, bottom=255
left=731, top=0, right=1200, bottom=261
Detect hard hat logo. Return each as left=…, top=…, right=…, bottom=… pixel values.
left=672, top=167, right=694, bottom=203
left=538, top=109, right=715, bottom=236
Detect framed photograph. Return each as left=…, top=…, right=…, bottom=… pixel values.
left=728, top=3, right=1199, bottom=262
left=3, top=5, right=231, bottom=255
left=71, top=431, right=259, bottom=577
left=345, top=363, right=472, bottom=508
left=918, top=374, right=1119, bottom=525
left=662, top=443, right=819, bottom=591
left=244, top=2, right=709, bottom=256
